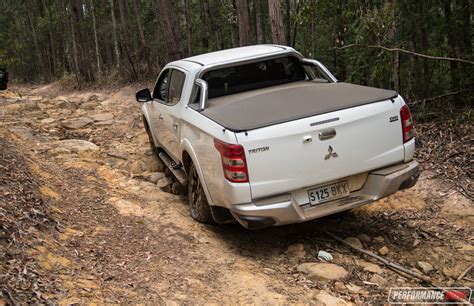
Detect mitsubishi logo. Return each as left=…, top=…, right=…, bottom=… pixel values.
left=324, top=145, right=338, bottom=160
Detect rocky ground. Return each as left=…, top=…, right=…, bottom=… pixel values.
left=0, top=84, right=472, bottom=304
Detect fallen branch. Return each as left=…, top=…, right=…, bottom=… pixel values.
left=335, top=44, right=474, bottom=65
left=409, top=89, right=470, bottom=105
left=455, top=264, right=473, bottom=284
left=325, top=231, right=474, bottom=304
left=325, top=231, right=433, bottom=283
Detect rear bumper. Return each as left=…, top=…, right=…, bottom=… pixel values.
left=231, top=160, right=420, bottom=229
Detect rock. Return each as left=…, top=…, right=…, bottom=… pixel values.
left=129, top=160, right=147, bottom=174
left=23, top=101, right=40, bottom=110
left=315, top=292, right=351, bottom=306
left=107, top=151, right=129, bottom=160
left=3, top=103, right=21, bottom=113
left=370, top=274, right=387, bottom=286
left=94, top=120, right=113, bottom=126
left=263, top=268, right=277, bottom=275
left=171, top=181, right=186, bottom=195
left=80, top=102, right=97, bottom=110
left=346, top=283, right=362, bottom=293
left=40, top=118, right=55, bottom=125
left=358, top=234, right=371, bottom=243
left=148, top=172, right=166, bottom=183
left=457, top=244, right=474, bottom=254
left=344, top=237, right=363, bottom=249
left=51, top=139, right=99, bottom=155
left=297, top=263, right=348, bottom=281
left=90, top=113, right=113, bottom=122
left=141, top=156, right=165, bottom=172
left=334, top=282, right=345, bottom=291
left=416, top=261, right=434, bottom=274
left=157, top=177, right=173, bottom=189
left=442, top=265, right=465, bottom=279
left=374, top=236, right=385, bottom=243
left=287, top=243, right=306, bottom=258
left=378, top=246, right=389, bottom=256
left=359, top=261, right=384, bottom=274
left=61, top=117, right=93, bottom=129
left=8, top=127, right=34, bottom=141
left=30, top=111, right=49, bottom=119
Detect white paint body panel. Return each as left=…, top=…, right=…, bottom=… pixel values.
left=141, top=45, right=415, bottom=219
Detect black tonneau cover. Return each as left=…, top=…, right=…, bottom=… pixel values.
left=201, top=81, right=398, bottom=132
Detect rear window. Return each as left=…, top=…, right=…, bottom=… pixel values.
left=202, top=57, right=307, bottom=99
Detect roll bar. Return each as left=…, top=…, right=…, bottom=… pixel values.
left=194, top=79, right=208, bottom=111
left=301, top=58, right=338, bottom=83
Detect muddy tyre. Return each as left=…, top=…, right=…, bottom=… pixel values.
left=188, top=163, right=214, bottom=223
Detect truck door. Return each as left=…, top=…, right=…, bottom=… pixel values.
left=149, top=68, right=186, bottom=160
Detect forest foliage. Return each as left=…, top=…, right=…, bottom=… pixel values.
left=0, top=0, right=472, bottom=112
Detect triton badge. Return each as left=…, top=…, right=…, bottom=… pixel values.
left=248, top=146, right=270, bottom=154
left=324, top=145, right=338, bottom=160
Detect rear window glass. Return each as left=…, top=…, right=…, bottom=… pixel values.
left=202, top=56, right=307, bottom=99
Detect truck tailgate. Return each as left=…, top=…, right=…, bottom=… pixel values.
left=236, top=98, right=405, bottom=199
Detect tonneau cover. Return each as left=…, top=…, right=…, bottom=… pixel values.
left=201, top=81, right=398, bottom=132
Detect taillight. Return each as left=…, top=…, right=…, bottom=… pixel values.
left=214, top=139, right=249, bottom=183
left=400, top=104, right=414, bottom=143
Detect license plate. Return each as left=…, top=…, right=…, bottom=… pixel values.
left=308, top=181, right=350, bottom=205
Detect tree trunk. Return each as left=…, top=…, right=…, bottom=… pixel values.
left=199, top=0, right=209, bottom=49
left=155, top=0, right=182, bottom=60
left=109, top=0, right=121, bottom=68
left=236, top=0, right=252, bottom=46
left=444, top=0, right=459, bottom=92
left=254, top=0, right=265, bottom=43
left=89, top=0, right=101, bottom=75
left=132, top=0, right=146, bottom=47
left=185, top=0, right=192, bottom=56
left=26, top=8, right=41, bottom=78
left=42, top=0, right=56, bottom=77
left=268, top=0, right=285, bottom=45
left=285, top=0, right=291, bottom=45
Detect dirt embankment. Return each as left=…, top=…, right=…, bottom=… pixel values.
left=0, top=84, right=472, bottom=304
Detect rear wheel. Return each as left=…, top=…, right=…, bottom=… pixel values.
left=188, top=163, right=214, bottom=223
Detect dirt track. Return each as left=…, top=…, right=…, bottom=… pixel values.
left=1, top=84, right=473, bottom=304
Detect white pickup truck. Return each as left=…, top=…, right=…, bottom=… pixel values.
left=136, top=45, right=419, bottom=229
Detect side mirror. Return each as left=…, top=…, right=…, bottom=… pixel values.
left=136, top=88, right=152, bottom=103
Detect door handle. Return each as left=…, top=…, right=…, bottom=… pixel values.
left=172, top=123, right=178, bottom=130
left=319, top=129, right=336, bottom=140
left=158, top=114, right=163, bottom=121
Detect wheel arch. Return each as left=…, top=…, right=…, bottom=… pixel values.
left=180, top=140, right=215, bottom=206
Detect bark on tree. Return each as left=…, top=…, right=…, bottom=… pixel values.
left=132, top=0, right=146, bottom=47
left=109, top=0, right=121, bottom=68
left=268, top=0, right=285, bottom=45
left=155, top=0, right=182, bottom=60
left=284, top=0, right=291, bottom=45
left=254, top=0, right=265, bottom=43
left=236, top=0, right=252, bottom=46
left=89, top=0, right=101, bottom=75
left=26, top=7, right=41, bottom=77
left=199, top=0, right=209, bottom=49
left=185, top=0, right=192, bottom=56
left=42, top=0, right=56, bottom=77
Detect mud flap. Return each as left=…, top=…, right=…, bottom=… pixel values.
left=210, top=206, right=235, bottom=224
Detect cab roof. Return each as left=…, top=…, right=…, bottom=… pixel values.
left=180, top=45, right=297, bottom=67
